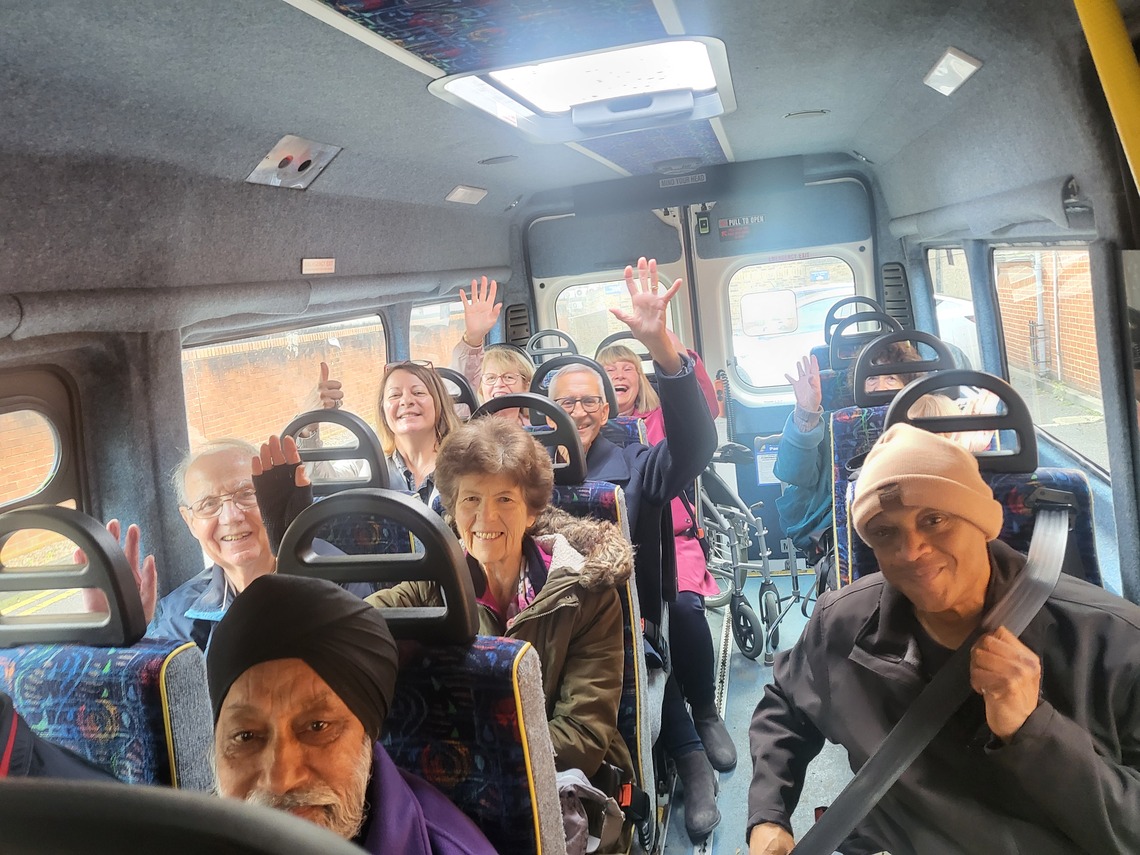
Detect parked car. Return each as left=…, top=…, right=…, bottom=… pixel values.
left=733, top=286, right=855, bottom=388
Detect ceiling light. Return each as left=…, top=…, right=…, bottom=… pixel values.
left=429, top=37, right=735, bottom=143
left=446, top=185, right=488, bottom=205
left=923, top=47, right=983, bottom=96
left=246, top=134, right=340, bottom=190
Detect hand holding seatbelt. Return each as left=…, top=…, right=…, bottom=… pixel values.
left=749, top=821, right=796, bottom=854
left=969, top=626, right=1043, bottom=741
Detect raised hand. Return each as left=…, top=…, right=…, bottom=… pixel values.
left=78, top=519, right=158, bottom=623
left=252, top=434, right=313, bottom=554
left=611, top=257, right=683, bottom=373
left=784, top=354, right=822, bottom=413
left=970, top=626, right=1042, bottom=741
left=459, top=275, right=502, bottom=345
left=317, top=360, right=344, bottom=410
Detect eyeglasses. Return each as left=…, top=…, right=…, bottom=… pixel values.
left=555, top=395, right=604, bottom=414
left=481, top=372, right=522, bottom=386
left=389, top=359, right=434, bottom=370
left=185, top=487, right=259, bottom=519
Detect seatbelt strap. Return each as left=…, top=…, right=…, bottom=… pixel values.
left=792, top=505, right=1071, bottom=855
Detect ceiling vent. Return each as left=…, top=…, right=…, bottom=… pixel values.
left=246, top=135, right=341, bottom=190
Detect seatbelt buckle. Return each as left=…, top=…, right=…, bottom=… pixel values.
left=619, top=781, right=652, bottom=823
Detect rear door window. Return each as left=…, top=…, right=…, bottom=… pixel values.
left=728, top=257, right=856, bottom=388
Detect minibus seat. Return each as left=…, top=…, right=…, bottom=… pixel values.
left=818, top=312, right=905, bottom=411
left=489, top=393, right=656, bottom=843
left=281, top=409, right=418, bottom=556
left=829, top=403, right=889, bottom=586
left=437, top=366, right=479, bottom=419
left=527, top=329, right=578, bottom=365
left=0, top=506, right=214, bottom=790
left=475, top=392, right=587, bottom=485
left=530, top=353, right=621, bottom=416
left=548, top=480, right=659, bottom=853
left=828, top=333, right=962, bottom=582
left=595, top=330, right=658, bottom=393
left=282, top=408, right=390, bottom=492
left=602, top=415, right=648, bottom=448
left=811, top=295, right=886, bottom=371
left=276, top=490, right=566, bottom=855
left=840, top=371, right=1101, bottom=587
left=0, top=778, right=367, bottom=855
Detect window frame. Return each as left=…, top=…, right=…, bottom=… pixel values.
left=0, top=367, right=87, bottom=513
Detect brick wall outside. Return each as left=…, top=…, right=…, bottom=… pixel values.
left=994, top=249, right=1099, bottom=396
left=183, top=321, right=389, bottom=449
left=0, top=412, right=67, bottom=564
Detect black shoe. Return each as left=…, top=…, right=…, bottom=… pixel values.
left=693, top=704, right=738, bottom=772
left=675, top=749, right=720, bottom=842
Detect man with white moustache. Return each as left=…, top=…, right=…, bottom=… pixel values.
left=208, top=574, right=497, bottom=854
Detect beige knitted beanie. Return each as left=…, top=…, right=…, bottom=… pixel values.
left=851, top=423, right=1003, bottom=542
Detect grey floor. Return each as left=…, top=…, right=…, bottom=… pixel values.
left=664, top=571, right=854, bottom=855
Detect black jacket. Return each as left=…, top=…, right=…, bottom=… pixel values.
left=584, top=356, right=717, bottom=632
left=1, top=693, right=116, bottom=781
left=747, top=540, right=1140, bottom=855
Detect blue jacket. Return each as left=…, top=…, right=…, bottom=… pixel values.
left=149, top=539, right=371, bottom=651
left=773, top=411, right=833, bottom=554
left=584, top=356, right=717, bottom=630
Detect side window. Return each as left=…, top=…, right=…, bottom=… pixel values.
left=0, top=369, right=84, bottom=578
left=182, top=315, right=387, bottom=448
left=991, top=247, right=1107, bottom=470
left=409, top=301, right=466, bottom=365
left=554, top=279, right=676, bottom=357
left=926, top=247, right=982, bottom=370
left=728, top=258, right=856, bottom=388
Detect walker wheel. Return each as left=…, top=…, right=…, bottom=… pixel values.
left=732, top=599, right=763, bottom=660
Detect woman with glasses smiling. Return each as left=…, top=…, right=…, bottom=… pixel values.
left=450, top=275, right=535, bottom=423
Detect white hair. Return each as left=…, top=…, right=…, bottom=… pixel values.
left=171, top=438, right=259, bottom=505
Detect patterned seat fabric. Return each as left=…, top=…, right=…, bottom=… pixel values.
left=809, top=343, right=831, bottom=371
left=829, top=405, right=889, bottom=585
left=548, top=481, right=652, bottom=799
left=315, top=512, right=416, bottom=555
left=0, top=639, right=213, bottom=789
left=602, top=416, right=647, bottom=448
left=844, top=468, right=1101, bottom=587
left=384, top=636, right=552, bottom=855
left=820, top=368, right=855, bottom=412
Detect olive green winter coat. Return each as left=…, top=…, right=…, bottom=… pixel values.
left=368, top=506, right=635, bottom=785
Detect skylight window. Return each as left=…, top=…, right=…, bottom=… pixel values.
left=489, top=41, right=717, bottom=114
left=429, top=38, right=735, bottom=144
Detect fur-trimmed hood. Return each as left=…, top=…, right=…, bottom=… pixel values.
left=531, top=506, right=633, bottom=592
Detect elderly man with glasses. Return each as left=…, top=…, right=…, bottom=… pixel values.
left=547, top=257, right=721, bottom=842
left=149, top=435, right=371, bottom=650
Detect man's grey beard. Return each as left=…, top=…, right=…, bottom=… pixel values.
left=243, top=736, right=373, bottom=840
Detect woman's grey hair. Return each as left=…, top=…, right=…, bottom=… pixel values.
left=434, top=418, right=554, bottom=518
left=171, top=438, right=259, bottom=505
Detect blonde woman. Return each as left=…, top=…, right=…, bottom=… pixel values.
left=451, top=275, right=534, bottom=423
